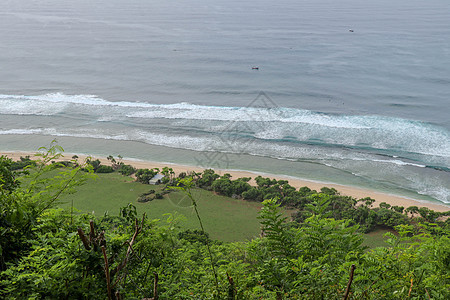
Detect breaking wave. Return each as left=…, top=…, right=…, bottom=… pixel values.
left=1, top=93, right=449, bottom=203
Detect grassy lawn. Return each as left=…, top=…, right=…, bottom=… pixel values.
left=58, top=172, right=395, bottom=247
left=362, top=228, right=393, bottom=249
left=59, top=173, right=262, bottom=242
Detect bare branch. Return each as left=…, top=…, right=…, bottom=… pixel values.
left=77, top=227, right=91, bottom=250
left=102, top=246, right=112, bottom=300
left=343, top=264, right=356, bottom=300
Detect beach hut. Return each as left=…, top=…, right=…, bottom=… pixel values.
left=149, top=174, right=165, bottom=185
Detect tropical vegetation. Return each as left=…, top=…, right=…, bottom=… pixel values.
left=1, top=143, right=449, bottom=299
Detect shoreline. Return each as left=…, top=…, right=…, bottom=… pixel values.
left=2, top=150, right=449, bottom=213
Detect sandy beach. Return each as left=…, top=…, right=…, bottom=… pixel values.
left=2, top=150, right=449, bottom=213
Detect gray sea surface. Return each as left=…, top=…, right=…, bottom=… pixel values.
left=0, top=0, right=449, bottom=204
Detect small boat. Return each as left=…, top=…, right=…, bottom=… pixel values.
left=252, top=66, right=259, bottom=70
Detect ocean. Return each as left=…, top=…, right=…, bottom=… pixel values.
left=0, top=0, right=449, bottom=204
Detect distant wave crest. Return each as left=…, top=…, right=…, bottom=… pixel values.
left=1, top=91, right=449, bottom=204
left=1, top=93, right=449, bottom=160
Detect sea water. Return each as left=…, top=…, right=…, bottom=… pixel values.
left=0, top=0, right=449, bottom=204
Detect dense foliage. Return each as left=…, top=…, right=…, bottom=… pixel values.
left=1, top=147, right=449, bottom=299
left=194, top=170, right=450, bottom=234
left=135, top=168, right=160, bottom=184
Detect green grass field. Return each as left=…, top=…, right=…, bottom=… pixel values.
left=59, top=173, right=262, bottom=242
left=362, top=228, right=392, bottom=249
left=58, top=172, right=393, bottom=247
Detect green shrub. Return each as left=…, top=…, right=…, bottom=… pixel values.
left=142, top=189, right=156, bottom=196
left=178, top=229, right=211, bottom=245
left=118, top=164, right=136, bottom=176
left=87, top=159, right=101, bottom=171
left=95, top=165, right=114, bottom=173
left=135, top=168, right=158, bottom=184
left=10, top=156, right=36, bottom=170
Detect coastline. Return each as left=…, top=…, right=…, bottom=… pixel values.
left=2, top=150, right=449, bottom=213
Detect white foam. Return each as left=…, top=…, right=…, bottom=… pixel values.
left=1, top=124, right=448, bottom=203
left=0, top=93, right=379, bottom=127
left=417, top=188, right=450, bottom=204
left=1, top=92, right=449, bottom=160
left=346, top=157, right=426, bottom=168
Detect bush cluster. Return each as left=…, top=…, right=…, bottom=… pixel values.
left=193, top=169, right=449, bottom=234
